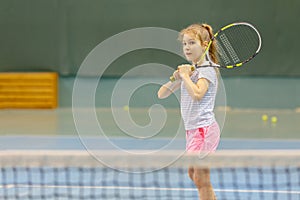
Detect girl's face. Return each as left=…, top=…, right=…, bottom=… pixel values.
left=182, top=34, right=205, bottom=65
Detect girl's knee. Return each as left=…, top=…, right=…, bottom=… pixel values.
left=193, top=168, right=212, bottom=188
left=188, top=167, right=194, bottom=181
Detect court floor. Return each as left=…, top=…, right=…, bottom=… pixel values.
left=0, top=108, right=299, bottom=199
left=0, top=107, right=299, bottom=139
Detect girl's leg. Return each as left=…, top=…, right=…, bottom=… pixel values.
left=188, top=166, right=217, bottom=200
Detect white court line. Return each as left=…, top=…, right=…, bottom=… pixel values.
left=214, top=188, right=300, bottom=195
left=1, top=184, right=300, bottom=195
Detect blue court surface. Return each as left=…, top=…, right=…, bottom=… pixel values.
left=0, top=136, right=300, bottom=200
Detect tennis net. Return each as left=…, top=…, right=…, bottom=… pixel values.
left=0, top=150, right=300, bottom=200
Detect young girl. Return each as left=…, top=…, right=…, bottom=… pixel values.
left=157, top=23, right=220, bottom=200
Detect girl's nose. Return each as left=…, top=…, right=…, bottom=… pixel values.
left=184, top=45, right=190, bottom=51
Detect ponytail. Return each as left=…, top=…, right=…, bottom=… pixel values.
left=200, top=24, right=220, bottom=78
left=201, top=24, right=218, bottom=64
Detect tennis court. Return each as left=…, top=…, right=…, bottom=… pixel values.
left=0, top=106, right=300, bottom=200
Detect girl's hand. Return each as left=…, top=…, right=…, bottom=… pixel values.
left=178, top=64, right=193, bottom=79
left=172, top=70, right=181, bottom=81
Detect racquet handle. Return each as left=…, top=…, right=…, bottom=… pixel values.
left=169, top=66, right=196, bottom=82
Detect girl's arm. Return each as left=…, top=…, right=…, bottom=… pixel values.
left=181, top=76, right=209, bottom=101
left=178, top=65, right=209, bottom=101
left=157, top=76, right=181, bottom=99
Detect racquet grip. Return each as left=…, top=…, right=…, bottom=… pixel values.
left=169, top=66, right=196, bottom=82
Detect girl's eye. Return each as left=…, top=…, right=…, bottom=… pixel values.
left=182, top=40, right=196, bottom=46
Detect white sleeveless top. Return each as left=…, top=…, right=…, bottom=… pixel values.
left=180, top=62, right=218, bottom=130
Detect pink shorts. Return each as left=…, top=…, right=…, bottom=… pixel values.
left=186, top=122, right=220, bottom=153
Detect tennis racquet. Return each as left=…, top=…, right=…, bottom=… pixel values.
left=170, top=22, right=262, bottom=82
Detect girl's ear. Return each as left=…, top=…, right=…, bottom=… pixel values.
left=202, top=41, right=208, bottom=48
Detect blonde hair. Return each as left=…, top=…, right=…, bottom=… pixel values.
left=178, top=23, right=218, bottom=64
left=178, top=23, right=220, bottom=77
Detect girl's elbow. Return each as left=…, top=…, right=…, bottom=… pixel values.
left=157, top=87, right=172, bottom=99
left=191, top=88, right=207, bottom=101
left=157, top=91, right=165, bottom=99
left=192, top=96, right=202, bottom=101
left=191, top=93, right=203, bottom=101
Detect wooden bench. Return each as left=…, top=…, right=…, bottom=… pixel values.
left=0, top=72, right=58, bottom=108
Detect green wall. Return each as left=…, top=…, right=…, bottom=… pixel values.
left=0, top=0, right=299, bottom=76
left=59, top=77, right=300, bottom=109
left=1, top=0, right=299, bottom=108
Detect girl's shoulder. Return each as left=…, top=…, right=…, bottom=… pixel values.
left=197, top=66, right=216, bottom=75
left=196, top=66, right=218, bottom=85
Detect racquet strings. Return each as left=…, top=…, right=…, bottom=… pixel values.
left=216, top=25, right=260, bottom=67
